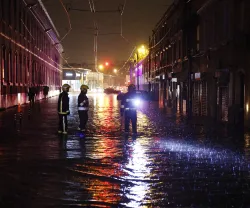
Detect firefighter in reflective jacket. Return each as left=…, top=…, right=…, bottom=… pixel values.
left=121, top=84, right=138, bottom=134
left=58, top=84, right=70, bottom=134
left=78, top=84, right=89, bottom=131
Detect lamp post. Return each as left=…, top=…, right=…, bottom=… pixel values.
left=136, top=45, right=148, bottom=90
left=98, top=64, right=104, bottom=70
left=136, top=53, right=139, bottom=90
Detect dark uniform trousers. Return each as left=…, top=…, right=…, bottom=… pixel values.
left=78, top=111, right=88, bottom=129
left=58, top=114, right=68, bottom=132
left=124, top=109, right=137, bottom=133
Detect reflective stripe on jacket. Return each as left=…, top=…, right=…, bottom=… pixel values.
left=57, top=92, right=69, bottom=114
left=78, top=92, right=89, bottom=111
left=78, top=107, right=89, bottom=111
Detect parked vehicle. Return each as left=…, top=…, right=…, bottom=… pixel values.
left=104, top=88, right=121, bottom=94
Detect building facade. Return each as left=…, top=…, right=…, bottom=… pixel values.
left=0, top=0, right=63, bottom=109
left=62, top=65, right=90, bottom=92
left=142, top=0, right=250, bottom=129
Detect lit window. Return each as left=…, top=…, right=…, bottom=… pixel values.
left=15, top=52, right=18, bottom=83
left=20, top=54, right=23, bottom=84
left=8, top=51, right=13, bottom=83
left=197, top=25, right=200, bottom=51
left=1, top=46, right=6, bottom=82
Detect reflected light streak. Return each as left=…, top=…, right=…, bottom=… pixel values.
left=86, top=136, right=122, bottom=161
left=122, top=140, right=151, bottom=207
left=245, top=134, right=250, bottom=148
left=160, top=140, right=246, bottom=165
left=86, top=179, right=121, bottom=204
left=17, top=93, right=21, bottom=104
left=66, top=139, right=82, bottom=159
left=112, top=94, right=118, bottom=106
left=93, top=94, right=97, bottom=106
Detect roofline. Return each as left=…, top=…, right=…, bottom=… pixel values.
left=153, top=0, right=178, bottom=32
left=62, top=68, right=92, bottom=71
left=37, top=0, right=60, bottom=37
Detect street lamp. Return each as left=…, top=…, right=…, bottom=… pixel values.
left=98, top=64, right=104, bottom=70
left=138, top=45, right=147, bottom=56
left=113, top=68, right=117, bottom=73
left=135, top=45, right=149, bottom=90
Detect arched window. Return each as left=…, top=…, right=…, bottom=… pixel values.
left=32, top=61, right=36, bottom=84
left=19, top=54, right=22, bottom=84
left=8, top=50, right=13, bottom=83
left=27, top=59, right=30, bottom=84
left=14, top=52, right=18, bottom=83
left=23, top=56, right=26, bottom=84
left=1, top=46, right=6, bottom=82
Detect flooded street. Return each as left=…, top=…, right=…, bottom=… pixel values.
left=0, top=93, right=250, bottom=207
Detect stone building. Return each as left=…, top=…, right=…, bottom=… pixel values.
left=142, top=0, right=250, bottom=129
left=0, top=0, right=63, bottom=109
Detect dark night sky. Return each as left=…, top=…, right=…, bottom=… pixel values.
left=43, top=0, right=173, bottom=67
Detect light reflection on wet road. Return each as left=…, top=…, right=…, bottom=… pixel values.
left=0, top=93, right=250, bottom=207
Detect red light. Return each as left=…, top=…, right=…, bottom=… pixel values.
left=105, top=62, right=109, bottom=66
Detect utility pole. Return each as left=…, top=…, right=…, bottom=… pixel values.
left=187, top=49, right=192, bottom=121
left=186, top=1, right=193, bottom=122
left=136, top=52, right=139, bottom=90
left=94, top=21, right=99, bottom=88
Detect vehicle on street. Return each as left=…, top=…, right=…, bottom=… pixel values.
left=104, top=88, right=121, bottom=94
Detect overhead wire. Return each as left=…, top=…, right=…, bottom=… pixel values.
left=88, top=0, right=99, bottom=72
left=120, top=0, right=129, bottom=43
left=91, top=0, right=96, bottom=13
left=149, top=28, right=170, bottom=50
left=58, top=0, right=72, bottom=43
left=119, top=46, right=136, bottom=71
left=88, top=0, right=93, bottom=12
left=65, top=0, right=130, bottom=69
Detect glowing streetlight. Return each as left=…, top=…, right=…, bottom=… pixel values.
left=136, top=45, right=149, bottom=61
left=138, top=45, right=146, bottom=54
left=98, top=64, right=104, bottom=70
left=105, top=62, right=109, bottom=66
left=113, top=68, right=117, bottom=73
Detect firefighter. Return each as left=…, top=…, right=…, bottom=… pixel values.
left=28, top=86, right=36, bottom=107
left=121, top=84, right=139, bottom=135
left=58, top=84, right=70, bottom=134
left=43, top=86, right=49, bottom=99
left=78, top=84, right=89, bottom=131
left=117, top=92, right=124, bottom=116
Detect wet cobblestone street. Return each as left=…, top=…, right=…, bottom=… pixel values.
left=0, top=93, right=250, bottom=208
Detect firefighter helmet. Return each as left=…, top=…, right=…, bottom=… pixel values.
left=80, top=84, right=89, bottom=91
left=62, top=84, right=71, bottom=92
left=128, top=84, right=136, bottom=92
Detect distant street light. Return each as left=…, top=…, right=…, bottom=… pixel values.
left=113, top=68, right=117, bottom=73
left=137, top=45, right=148, bottom=60
left=134, top=44, right=149, bottom=90
left=98, top=64, right=104, bottom=70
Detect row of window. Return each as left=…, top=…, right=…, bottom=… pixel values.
left=1, top=45, right=61, bottom=87
left=150, top=0, right=235, bottom=60
left=146, top=0, right=241, bottom=76
left=0, top=0, right=55, bottom=58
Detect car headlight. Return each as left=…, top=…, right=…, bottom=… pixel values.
left=97, top=88, right=103, bottom=92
